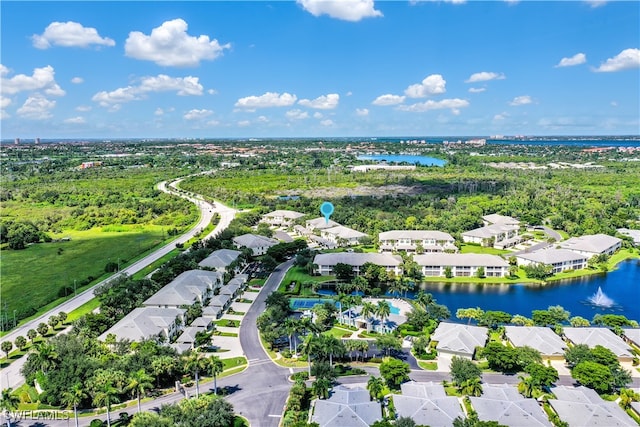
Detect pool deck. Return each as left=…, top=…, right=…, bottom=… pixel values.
left=362, top=297, right=413, bottom=316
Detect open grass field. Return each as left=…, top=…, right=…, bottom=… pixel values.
left=278, top=266, right=335, bottom=293
left=0, top=226, right=166, bottom=321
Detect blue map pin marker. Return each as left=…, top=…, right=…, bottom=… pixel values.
left=320, top=202, right=334, bottom=224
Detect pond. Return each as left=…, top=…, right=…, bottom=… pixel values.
left=356, top=154, right=446, bottom=166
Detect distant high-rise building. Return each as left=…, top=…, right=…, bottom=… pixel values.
left=14, top=138, right=20, bottom=144
left=35, top=137, right=41, bottom=144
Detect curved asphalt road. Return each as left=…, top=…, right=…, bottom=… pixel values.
left=0, top=175, right=236, bottom=390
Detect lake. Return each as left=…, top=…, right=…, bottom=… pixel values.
left=356, top=154, right=446, bottom=166
left=414, top=259, right=640, bottom=322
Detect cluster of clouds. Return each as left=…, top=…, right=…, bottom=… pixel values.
left=555, top=49, right=640, bottom=72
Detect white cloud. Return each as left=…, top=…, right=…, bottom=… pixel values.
left=468, top=87, right=486, bottom=93
left=555, top=53, right=587, bottom=68
left=465, top=71, right=505, bottom=83
left=0, top=65, right=8, bottom=76
left=0, top=110, right=9, bottom=119
left=76, top=105, right=92, bottom=112
left=611, top=101, right=618, bottom=107
left=92, top=75, right=204, bottom=108
left=207, top=89, right=217, bottom=95
left=138, top=75, right=203, bottom=96
left=594, top=48, right=640, bottom=72
left=410, top=0, right=466, bottom=4
left=64, top=116, right=86, bottom=124
left=237, top=120, right=251, bottom=127
left=1, top=65, right=65, bottom=96
left=286, top=109, right=309, bottom=120
left=184, top=109, right=213, bottom=120
left=32, top=21, right=115, bottom=49
left=510, top=95, right=532, bottom=106
left=404, top=74, right=446, bottom=98
left=298, top=93, right=339, bottom=109
left=155, top=108, right=165, bottom=116
left=397, top=98, right=469, bottom=114
left=320, top=119, right=334, bottom=126
left=313, top=112, right=323, bottom=119
left=372, top=94, right=405, bottom=106
left=585, top=0, right=607, bottom=8
left=71, top=77, right=84, bottom=84
left=297, top=0, right=382, bottom=21
left=346, top=91, right=353, bottom=96
left=1, top=96, right=12, bottom=109
left=257, top=115, right=268, bottom=123
left=235, top=92, right=297, bottom=109
left=17, top=94, right=56, bottom=119
left=207, top=119, right=221, bottom=126
left=493, top=112, right=508, bottom=121
left=356, top=108, right=369, bottom=116
left=125, top=19, right=230, bottom=67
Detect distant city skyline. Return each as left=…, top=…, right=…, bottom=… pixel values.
left=1, top=0, right=639, bottom=138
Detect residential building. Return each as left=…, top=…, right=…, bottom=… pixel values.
left=430, top=322, right=488, bottom=359
left=413, top=253, right=510, bottom=278
left=310, top=386, right=382, bottom=427
left=233, top=233, right=279, bottom=256
left=320, top=225, right=368, bottom=246
left=261, top=210, right=305, bottom=226
left=559, top=234, right=622, bottom=259
left=306, top=217, right=340, bottom=231
left=313, top=253, right=403, bottom=276
left=378, top=230, right=457, bottom=253
left=207, top=294, right=232, bottom=314
left=340, top=303, right=407, bottom=333
left=198, top=249, right=242, bottom=272
left=504, top=326, right=567, bottom=359
left=617, top=228, right=640, bottom=246
left=482, top=213, right=520, bottom=226
left=99, top=307, right=186, bottom=343
left=562, top=327, right=634, bottom=361
left=174, top=326, right=203, bottom=351
left=548, top=386, right=636, bottom=426
left=470, top=384, right=552, bottom=427
left=143, top=270, right=222, bottom=308
left=393, top=381, right=464, bottom=427
left=462, top=224, right=521, bottom=249
left=515, top=249, right=587, bottom=274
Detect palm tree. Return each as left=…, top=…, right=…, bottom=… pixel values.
left=208, top=356, right=224, bottom=395
left=376, top=301, right=391, bottom=332
left=92, top=382, right=120, bottom=427
left=320, top=335, right=345, bottom=367
left=357, top=340, right=370, bottom=361
left=517, top=375, right=535, bottom=398
left=388, top=279, right=403, bottom=298
left=32, top=341, right=59, bottom=373
left=0, top=388, right=19, bottom=427
left=367, top=376, right=385, bottom=402
left=151, top=355, right=176, bottom=387
left=61, top=383, right=87, bottom=427
left=301, top=334, right=321, bottom=377
left=126, top=369, right=154, bottom=413
left=312, top=378, right=331, bottom=400
left=283, top=317, right=298, bottom=353
left=619, top=388, right=639, bottom=409
left=461, top=377, right=483, bottom=397
left=361, top=302, right=376, bottom=332
left=415, top=291, right=434, bottom=310
left=182, top=351, right=209, bottom=398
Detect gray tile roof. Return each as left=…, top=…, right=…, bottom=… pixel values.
left=314, top=252, right=403, bottom=267
left=190, top=317, right=212, bottom=328
left=198, top=249, right=242, bottom=269
left=379, top=230, right=455, bottom=241
left=209, top=294, right=231, bottom=309
left=559, top=234, right=622, bottom=254
left=414, top=253, right=509, bottom=267
left=393, top=382, right=463, bottom=427
left=549, top=386, right=636, bottom=426
left=176, top=326, right=201, bottom=344
left=462, top=223, right=519, bottom=239
left=233, top=233, right=279, bottom=249
left=220, top=282, right=241, bottom=296
left=516, top=248, right=587, bottom=265
left=622, top=328, right=640, bottom=346
left=470, top=384, right=551, bottom=427
left=202, top=306, right=222, bottom=318
left=504, top=326, right=567, bottom=356
left=263, top=210, right=305, bottom=219
left=143, top=270, right=222, bottom=307
left=306, top=217, right=340, bottom=230
left=482, top=214, right=520, bottom=225
left=562, top=327, right=633, bottom=358
left=322, top=225, right=368, bottom=239
left=431, top=323, right=488, bottom=357
left=617, top=228, right=640, bottom=245
left=99, top=307, right=185, bottom=342
left=311, top=386, right=382, bottom=427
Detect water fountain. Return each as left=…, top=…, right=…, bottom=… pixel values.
left=588, top=286, right=615, bottom=308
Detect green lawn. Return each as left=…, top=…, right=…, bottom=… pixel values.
left=278, top=266, right=336, bottom=293
left=0, top=226, right=166, bottom=323
left=417, top=361, right=438, bottom=370
left=323, top=326, right=355, bottom=339
left=459, top=244, right=511, bottom=256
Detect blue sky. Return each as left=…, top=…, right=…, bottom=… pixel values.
left=1, top=1, right=639, bottom=139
